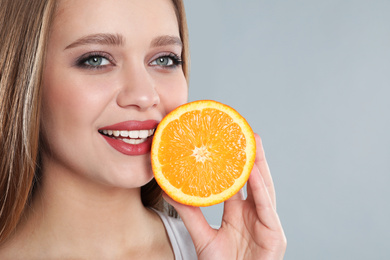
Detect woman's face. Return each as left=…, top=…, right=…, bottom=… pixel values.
left=41, top=0, right=188, bottom=188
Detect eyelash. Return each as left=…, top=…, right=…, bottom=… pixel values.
left=75, top=52, right=183, bottom=70
left=75, top=51, right=114, bottom=70
left=150, top=53, right=183, bottom=69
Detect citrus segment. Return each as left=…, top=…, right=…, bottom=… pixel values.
left=151, top=100, right=256, bottom=207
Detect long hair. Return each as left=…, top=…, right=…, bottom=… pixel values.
left=0, top=0, right=57, bottom=244
left=0, top=0, right=190, bottom=244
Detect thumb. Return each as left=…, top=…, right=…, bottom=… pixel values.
left=163, top=193, right=217, bottom=250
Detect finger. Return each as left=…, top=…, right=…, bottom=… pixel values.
left=254, top=133, right=276, bottom=208
left=246, top=165, right=263, bottom=206
left=226, top=186, right=245, bottom=202
left=247, top=164, right=282, bottom=230
left=162, top=193, right=217, bottom=250
left=223, top=186, right=245, bottom=215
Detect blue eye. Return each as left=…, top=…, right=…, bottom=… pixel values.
left=75, top=52, right=114, bottom=70
left=155, top=57, right=173, bottom=66
left=84, top=56, right=110, bottom=67
left=150, top=54, right=182, bottom=68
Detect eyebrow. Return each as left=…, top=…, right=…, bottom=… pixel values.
left=150, top=35, right=182, bottom=48
left=64, top=33, right=125, bottom=50
left=64, top=34, right=182, bottom=50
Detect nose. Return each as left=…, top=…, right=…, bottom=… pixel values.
left=116, top=65, right=160, bottom=111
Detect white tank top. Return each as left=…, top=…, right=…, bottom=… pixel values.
left=154, top=210, right=197, bottom=260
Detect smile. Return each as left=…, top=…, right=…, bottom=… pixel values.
left=98, top=120, right=159, bottom=155
left=99, top=129, right=155, bottom=145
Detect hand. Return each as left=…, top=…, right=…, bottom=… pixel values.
left=164, top=133, right=287, bottom=260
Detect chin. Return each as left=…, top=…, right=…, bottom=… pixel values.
left=101, top=166, right=154, bottom=189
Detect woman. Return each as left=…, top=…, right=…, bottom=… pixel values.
left=0, top=0, right=286, bottom=258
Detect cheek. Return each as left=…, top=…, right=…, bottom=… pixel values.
left=158, top=74, right=188, bottom=114
left=41, top=81, right=84, bottom=134
left=40, top=71, right=110, bottom=141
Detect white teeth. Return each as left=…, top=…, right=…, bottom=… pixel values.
left=129, top=130, right=139, bottom=138
left=100, top=128, right=155, bottom=141
left=139, top=130, right=149, bottom=139
left=120, top=130, right=129, bottom=137
left=120, top=138, right=147, bottom=145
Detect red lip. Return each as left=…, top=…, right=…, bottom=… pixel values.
left=99, top=120, right=158, bottom=156
left=99, top=120, right=159, bottom=131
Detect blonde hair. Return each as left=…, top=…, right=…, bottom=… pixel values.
left=0, top=0, right=190, bottom=244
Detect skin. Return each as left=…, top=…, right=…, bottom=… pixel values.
left=1, top=0, right=186, bottom=259
left=0, top=0, right=286, bottom=259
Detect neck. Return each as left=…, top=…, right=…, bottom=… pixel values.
left=13, top=159, right=169, bottom=259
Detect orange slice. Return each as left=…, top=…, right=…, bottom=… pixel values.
left=151, top=100, right=256, bottom=207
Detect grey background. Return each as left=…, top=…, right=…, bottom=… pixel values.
left=184, top=1, right=390, bottom=259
